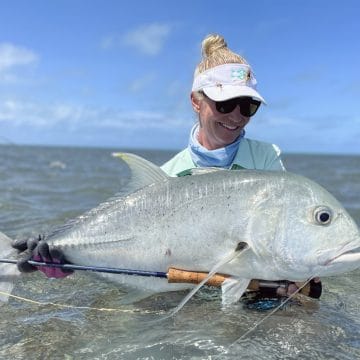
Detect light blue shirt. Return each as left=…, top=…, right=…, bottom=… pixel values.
left=162, top=136, right=285, bottom=177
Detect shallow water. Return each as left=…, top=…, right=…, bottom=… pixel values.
left=0, top=145, right=359, bottom=359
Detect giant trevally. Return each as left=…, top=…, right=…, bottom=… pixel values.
left=0, top=153, right=359, bottom=304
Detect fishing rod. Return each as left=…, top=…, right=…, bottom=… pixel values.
left=0, top=259, right=168, bottom=279
left=0, top=258, right=243, bottom=287
left=0, top=258, right=312, bottom=296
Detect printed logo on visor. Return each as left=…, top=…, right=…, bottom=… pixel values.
left=231, top=68, right=247, bottom=81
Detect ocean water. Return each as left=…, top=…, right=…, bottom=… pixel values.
left=0, top=144, right=359, bottom=360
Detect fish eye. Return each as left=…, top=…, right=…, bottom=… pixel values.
left=314, top=207, right=332, bottom=225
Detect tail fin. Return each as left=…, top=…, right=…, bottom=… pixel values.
left=0, top=231, right=20, bottom=302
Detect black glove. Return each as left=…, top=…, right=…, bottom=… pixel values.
left=12, top=235, right=73, bottom=278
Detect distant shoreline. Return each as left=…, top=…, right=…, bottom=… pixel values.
left=1, top=143, right=359, bottom=158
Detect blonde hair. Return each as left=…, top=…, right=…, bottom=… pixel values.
left=195, top=34, right=249, bottom=76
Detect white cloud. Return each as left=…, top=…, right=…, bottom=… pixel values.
left=100, top=36, right=115, bottom=50
left=128, top=72, right=156, bottom=92
left=0, top=43, right=39, bottom=84
left=102, top=23, right=172, bottom=56
left=0, top=43, right=38, bottom=72
left=0, top=99, right=187, bottom=129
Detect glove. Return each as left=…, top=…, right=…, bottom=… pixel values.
left=12, top=235, right=73, bottom=278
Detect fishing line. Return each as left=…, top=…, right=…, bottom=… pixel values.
left=0, top=289, right=163, bottom=315
left=214, top=278, right=313, bottom=358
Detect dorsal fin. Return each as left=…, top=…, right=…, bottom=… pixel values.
left=112, top=152, right=169, bottom=194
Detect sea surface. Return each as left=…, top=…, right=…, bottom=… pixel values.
left=0, top=144, right=359, bottom=360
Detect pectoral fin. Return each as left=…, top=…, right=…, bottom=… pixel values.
left=221, top=277, right=250, bottom=306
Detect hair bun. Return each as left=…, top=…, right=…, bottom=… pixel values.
left=202, top=34, right=227, bottom=58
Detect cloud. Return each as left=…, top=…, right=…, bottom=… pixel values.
left=0, top=98, right=188, bottom=130
left=0, top=43, right=39, bottom=73
left=128, top=72, right=157, bottom=92
left=248, top=110, right=360, bottom=154
left=0, top=43, right=39, bottom=84
left=102, top=23, right=172, bottom=56
left=341, top=81, right=360, bottom=96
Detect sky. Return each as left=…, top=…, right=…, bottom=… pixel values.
left=0, top=0, right=359, bottom=154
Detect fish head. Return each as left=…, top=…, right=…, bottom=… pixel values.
left=305, top=204, right=360, bottom=277
left=272, top=173, right=360, bottom=279
left=245, top=172, right=360, bottom=281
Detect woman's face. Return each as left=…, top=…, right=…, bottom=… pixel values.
left=191, top=92, right=251, bottom=150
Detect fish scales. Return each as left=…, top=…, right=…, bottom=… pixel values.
left=45, top=169, right=355, bottom=279
left=47, top=171, right=275, bottom=272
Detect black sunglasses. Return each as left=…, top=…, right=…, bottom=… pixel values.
left=202, top=93, right=261, bottom=117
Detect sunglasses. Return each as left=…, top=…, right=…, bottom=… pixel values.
left=202, top=93, right=261, bottom=117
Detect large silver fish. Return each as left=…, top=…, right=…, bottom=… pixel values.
left=1, top=153, right=359, bottom=304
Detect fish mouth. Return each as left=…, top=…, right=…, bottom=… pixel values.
left=326, top=246, right=360, bottom=266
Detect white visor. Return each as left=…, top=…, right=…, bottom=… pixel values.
left=192, top=63, right=266, bottom=104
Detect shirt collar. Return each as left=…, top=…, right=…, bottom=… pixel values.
left=187, top=123, right=245, bottom=168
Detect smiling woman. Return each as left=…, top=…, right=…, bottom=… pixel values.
left=161, top=33, right=285, bottom=176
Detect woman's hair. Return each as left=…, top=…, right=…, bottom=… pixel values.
left=195, top=34, right=249, bottom=76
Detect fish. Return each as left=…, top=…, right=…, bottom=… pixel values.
left=1, top=152, right=359, bottom=305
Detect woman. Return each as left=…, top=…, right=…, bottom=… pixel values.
left=161, top=34, right=321, bottom=298
left=162, top=34, right=284, bottom=177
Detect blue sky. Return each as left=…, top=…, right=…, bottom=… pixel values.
left=0, top=0, right=359, bottom=154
